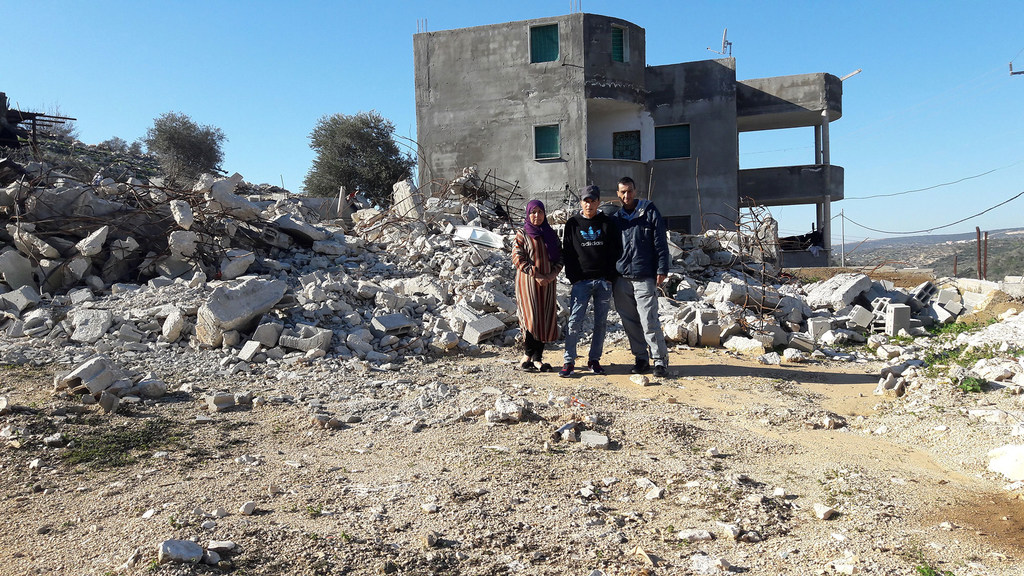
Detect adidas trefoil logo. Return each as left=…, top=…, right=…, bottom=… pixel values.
left=579, top=227, right=601, bottom=241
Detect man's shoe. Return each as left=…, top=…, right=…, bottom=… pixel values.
left=558, top=362, right=575, bottom=378
left=631, top=359, right=650, bottom=374
left=652, top=364, right=668, bottom=378
left=587, top=360, right=606, bottom=375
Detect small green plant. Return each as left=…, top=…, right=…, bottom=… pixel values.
left=958, top=377, right=984, bottom=393
left=915, top=562, right=956, bottom=576
left=305, top=504, right=323, bottom=518
left=339, top=531, right=352, bottom=543
left=62, top=418, right=188, bottom=469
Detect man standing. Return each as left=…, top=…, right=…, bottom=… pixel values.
left=559, top=185, right=621, bottom=377
left=613, top=176, right=670, bottom=378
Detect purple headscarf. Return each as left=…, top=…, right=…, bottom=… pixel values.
left=523, top=199, right=561, bottom=262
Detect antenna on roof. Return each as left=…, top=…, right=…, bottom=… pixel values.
left=1012, top=62, right=1024, bottom=76
left=569, top=0, right=582, bottom=13
left=707, top=28, right=732, bottom=57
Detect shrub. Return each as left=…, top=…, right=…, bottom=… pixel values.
left=142, top=111, right=226, bottom=185
left=303, top=110, right=415, bottom=205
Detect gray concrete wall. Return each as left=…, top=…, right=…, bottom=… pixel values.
left=739, top=164, right=845, bottom=206
left=582, top=15, right=646, bottom=105
left=415, top=14, right=587, bottom=209
left=644, top=58, right=738, bottom=232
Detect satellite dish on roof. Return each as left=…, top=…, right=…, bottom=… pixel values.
left=707, top=28, right=733, bottom=57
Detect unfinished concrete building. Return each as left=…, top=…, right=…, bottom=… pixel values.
left=414, top=13, right=844, bottom=266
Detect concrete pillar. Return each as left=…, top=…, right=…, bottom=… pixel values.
left=821, top=109, right=831, bottom=255
left=814, top=125, right=822, bottom=164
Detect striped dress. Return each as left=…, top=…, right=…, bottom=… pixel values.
left=512, top=231, right=563, bottom=342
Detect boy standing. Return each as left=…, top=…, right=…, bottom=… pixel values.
left=559, top=185, right=621, bottom=377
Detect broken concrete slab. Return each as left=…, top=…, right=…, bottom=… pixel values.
left=70, top=309, right=114, bottom=343
left=75, top=225, right=109, bottom=256
left=195, top=278, right=287, bottom=347
left=804, top=273, right=871, bottom=311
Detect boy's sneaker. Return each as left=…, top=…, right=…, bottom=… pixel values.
left=558, top=362, right=575, bottom=378
left=631, top=358, right=651, bottom=374
left=652, top=364, right=668, bottom=378
left=587, top=360, right=606, bottom=375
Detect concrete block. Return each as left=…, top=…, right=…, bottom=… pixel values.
left=846, top=305, right=873, bottom=331
left=936, top=288, right=959, bottom=306
left=463, top=314, right=506, bottom=345
left=787, top=332, right=815, bottom=353
left=278, top=324, right=333, bottom=352
left=806, top=317, right=832, bottom=341
left=885, top=304, right=911, bottom=337
left=930, top=302, right=956, bottom=324
left=371, top=313, right=416, bottom=335
left=196, top=278, right=287, bottom=347
left=57, top=356, right=118, bottom=395
left=912, top=282, right=938, bottom=305
left=697, top=322, right=721, bottom=347
left=749, top=331, right=776, bottom=350
left=942, top=299, right=963, bottom=316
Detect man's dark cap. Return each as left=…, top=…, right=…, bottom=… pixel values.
left=581, top=185, right=600, bottom=200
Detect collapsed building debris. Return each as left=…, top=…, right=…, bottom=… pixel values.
left=1, top=152, right=1023, bottom=423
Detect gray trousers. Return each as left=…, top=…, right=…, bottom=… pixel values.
left=613, top=277, right=668, bottom=365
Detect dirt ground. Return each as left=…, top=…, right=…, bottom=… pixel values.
left=2, top=340, right=1022, bottom=576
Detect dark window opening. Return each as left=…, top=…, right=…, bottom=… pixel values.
left=654, top=124, right=691, bottom=159
left=534, top=125, right=560, bottom=159
left=530, top=24, right=559, bottom=63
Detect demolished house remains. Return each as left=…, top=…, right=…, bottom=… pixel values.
left=2, top=143, right=1024, bottom=414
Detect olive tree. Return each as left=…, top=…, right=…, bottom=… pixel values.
left=143, top=112, right=226, bottom=185
left=303, top=111, right=415, bottom=204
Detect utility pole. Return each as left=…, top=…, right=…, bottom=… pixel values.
left=840, top=209, right=845, bottom=267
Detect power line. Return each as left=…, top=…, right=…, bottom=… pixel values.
left=842, top=189, right=1024, bottom=235
left=845, top=159, right=1024, bottom=200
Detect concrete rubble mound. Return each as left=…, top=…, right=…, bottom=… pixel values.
left=2, top=158, right=1021, bottom=404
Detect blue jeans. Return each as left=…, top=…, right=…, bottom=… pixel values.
left=563, top=279, right=612, bottom=364
left=613, top=277, right=668, bottom=365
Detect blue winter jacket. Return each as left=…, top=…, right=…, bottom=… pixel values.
left=614, top=199, right=670, bottom=279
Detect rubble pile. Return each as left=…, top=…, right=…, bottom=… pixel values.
left=1, top=153, right=1021, bottom=419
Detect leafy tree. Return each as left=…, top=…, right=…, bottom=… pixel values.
left=143, top=112, right=226, bottom=185
left=99, top=136, right=129, bottom=153
left=303, top=111, right=415, bottom=204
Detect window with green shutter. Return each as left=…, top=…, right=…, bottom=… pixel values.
left=612, top=26, right=628, bottom=63
left=534, top=125, right=560, bottom=159
left=530, top=24, right=559, bottom=63
left=654, top=125, right=691, bottom=159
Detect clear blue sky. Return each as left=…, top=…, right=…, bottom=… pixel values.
left=5, top=1, right=1022, bottom=246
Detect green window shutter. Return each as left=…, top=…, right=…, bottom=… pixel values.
left=612, top=27, right=625, bottom=62
left=530, top=24, right=559, bottom=63
left=655, top=125, right=691, bottom=159
left=535, top=125, right=560, bottom=159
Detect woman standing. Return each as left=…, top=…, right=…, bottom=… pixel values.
left=512, top=200, right=563, bottom=372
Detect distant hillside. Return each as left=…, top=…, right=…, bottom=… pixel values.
left=839, top=228, right=1024, bottom=279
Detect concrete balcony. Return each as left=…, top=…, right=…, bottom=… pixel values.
left=738, top=164, right=844, bottom=207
